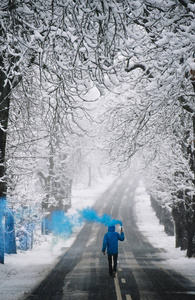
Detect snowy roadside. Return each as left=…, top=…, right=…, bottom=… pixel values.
left=0, top=176, right=114, bottom=300
left=135, top=182, right=195, bottom=285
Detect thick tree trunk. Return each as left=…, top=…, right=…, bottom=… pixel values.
left=0, top=64, right=11, bottom=263
left=186, top=200, right=195, bottom=257
left=186, top=115, right=195, bottom=257
left=0, top=67, right=10, bottom=196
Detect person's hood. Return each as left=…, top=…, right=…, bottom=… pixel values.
left=108, top=225, right=115, bottom=232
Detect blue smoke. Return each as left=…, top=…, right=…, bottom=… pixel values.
left=80, top=207, right=123, bottom=227
left=51, top=211, right=73, bottom=237
left=15, top=206, right=37, bottom=250
left=46, top=210, right=82, bottom=238
left=1, top=202, right=123, bottom=255
left=47, top=207, right=122, bottom=239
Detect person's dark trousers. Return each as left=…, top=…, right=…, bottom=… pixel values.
left=108, top=254, right=118, bottom=275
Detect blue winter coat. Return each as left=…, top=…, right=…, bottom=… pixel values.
left=102, top=226, right=125, bottom=255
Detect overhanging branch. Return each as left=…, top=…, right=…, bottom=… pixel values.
left=125, top=63, right=146, bottom=73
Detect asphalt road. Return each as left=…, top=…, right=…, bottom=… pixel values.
left=24, top=175, right=195, bottom=300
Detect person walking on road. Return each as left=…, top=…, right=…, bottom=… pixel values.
left=102, top=225, right=125, bottom=277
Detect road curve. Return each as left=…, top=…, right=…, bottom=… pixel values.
left=23, top=175, right=195, bottom=300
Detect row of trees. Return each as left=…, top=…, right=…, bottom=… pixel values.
left=101, top=1, right=195, bottom=256
left=0, top=0, right=195, bottom=262
left=0, top=0, right=111, bottom=263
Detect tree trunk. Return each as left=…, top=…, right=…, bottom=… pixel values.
left=4, top=209, right=17, bottom=254
left=150, top=195, right=174, bottom=236
left=0, top=63, right=11, bottom=263
left=172, top=204, right=188, bottom=250
left=186, top=201, right=195, bottom=257
left=0, top=66, right=10, bottom=196
left=163, top=208, right=174, bottom=236
left=0, top=204, right=5, bottom=263
left=186, top=114, right=195, bottom=257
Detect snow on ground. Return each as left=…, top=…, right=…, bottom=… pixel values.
left=0, top=177, right=194, bottom=300
left=135, top=182, right=195, bottom=284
